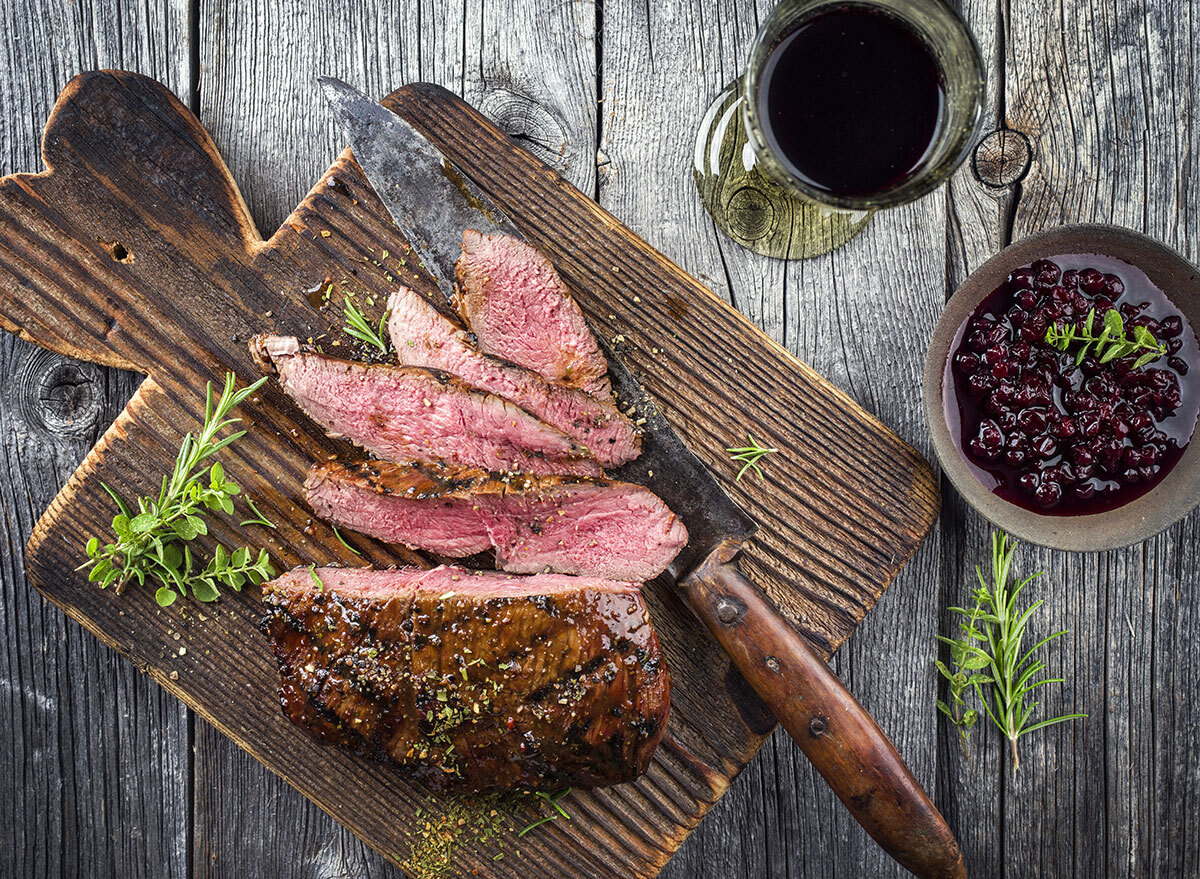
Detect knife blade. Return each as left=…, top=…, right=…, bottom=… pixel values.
left=319, top=76, right=965, bottom=879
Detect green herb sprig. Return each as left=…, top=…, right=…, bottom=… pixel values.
left=517, top=788, right=572, bottom=837
left=1045, top=307, right=1166, bottom=369
left=939, top=532, right=1086, bottom=773
left=936, top=594, right=985, bottom=759
left=79, top=372, right=275, bottom=606
left=726, top=433, right=778, bottom=482
left=343, top=297, right=391, bottom=353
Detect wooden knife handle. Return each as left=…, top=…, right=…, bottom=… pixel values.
left=680, top=540, right=966, bottom=879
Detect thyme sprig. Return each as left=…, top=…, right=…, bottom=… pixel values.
left=1045, top=307, right=1166, bottom=369
left=938, top=532, right=1086, bottom=774
left=343, top=297, right=391, bottom=353
left=78, top=372, right=275, bottom=606
left=726, top=433, right=778, bottom=482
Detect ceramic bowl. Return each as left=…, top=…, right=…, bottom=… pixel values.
left=923, top=224, right=1200, bottom=551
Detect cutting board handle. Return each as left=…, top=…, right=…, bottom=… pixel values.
left=0, top=71, right=264, bottom=373
left=681, top=540, right=966, bottom=879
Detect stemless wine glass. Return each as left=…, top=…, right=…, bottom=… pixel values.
left=694, top=0, right=985, bottom=259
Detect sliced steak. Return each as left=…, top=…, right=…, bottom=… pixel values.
left=455, top=230, right=611, bottom=396
left=388, top=285, right=641, bottom=468
left=305, top=460, right=688, bottom=580
left=261, top=566, right=671, bottom=791
left=250, top=334, right=600, bottom=477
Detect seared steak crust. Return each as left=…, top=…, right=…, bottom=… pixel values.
left=250, top=334, right=600, bottom=477
left=261, top=566, right=671, bottom=791
left=305, top=460, right=688, bottom=580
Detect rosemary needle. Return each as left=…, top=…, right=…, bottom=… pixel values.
left=332, top=524, right=362, bottom=556
left=725, top=433, right=778, bottom=482
left=239, top=496, right=277, bottom=529
left=343, top=297, right=391, bottom=353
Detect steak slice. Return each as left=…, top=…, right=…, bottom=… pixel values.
left=261, top=566, right=671, bottom=791
left=455, top=230, right=611, bottom=396
left=305, top=460, right=689, bottom=580
left=388, top=285, right=641, bottom=468
left=250, top=334, right=600, bottom=477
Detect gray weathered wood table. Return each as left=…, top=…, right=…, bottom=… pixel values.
left=2, top=1, right=1196, bottom=876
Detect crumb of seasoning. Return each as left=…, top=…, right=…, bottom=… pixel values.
left=402, top=793, right=520, bottom=879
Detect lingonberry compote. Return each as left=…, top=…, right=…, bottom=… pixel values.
left=947, top=254, right=1200, bottom=514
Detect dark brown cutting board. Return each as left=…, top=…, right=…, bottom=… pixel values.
left=0, top=71, right=939, bottom=878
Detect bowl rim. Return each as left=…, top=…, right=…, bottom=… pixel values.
left=922, top=223, right=1200, bottom=551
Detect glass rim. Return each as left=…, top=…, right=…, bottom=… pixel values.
left=741, top=0, right=987, bottom=211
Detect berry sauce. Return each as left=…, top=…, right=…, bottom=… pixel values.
left=945, top=254, right=1200, bottom=515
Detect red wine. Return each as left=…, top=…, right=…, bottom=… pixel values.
left=757, top=6, right=945, bottom=198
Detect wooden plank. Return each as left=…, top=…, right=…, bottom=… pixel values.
left=0, top=71, right=935, bottom=878
left=194, top=1, right=597, bottom=873
left=601, top=2, right=960, bottom=876
left=0, top=4, right=191, bottom=879
left=989, top=0, right=1200, bottom=874
left=934, top=1, right=1200, bottom=877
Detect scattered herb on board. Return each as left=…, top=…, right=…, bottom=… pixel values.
left=1045, top=307, right=1167, bottom=368
left=78, top=372, right=275, bottom=606
left=518, top=788, right=572, bottom=837
left=937, top=532, right=1087, bottom=773
left=725, top=433, right=778, bottom=482
left=403, top=793, right=520, bottom=879
left=331, top=524, right=361, bottom=555
left=343, top=296, right=391, bottom=353
left=238, top=496, right=276, bottom=529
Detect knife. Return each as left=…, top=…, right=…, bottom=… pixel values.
left=320, top=76, right=966, bottom=879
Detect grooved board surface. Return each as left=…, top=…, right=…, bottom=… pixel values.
left=0, top=72, right=936, bottom=877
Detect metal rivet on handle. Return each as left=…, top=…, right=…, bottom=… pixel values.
left=809, top=716, right=828, bottom=737
left=715, top=596, right=745, bottom=625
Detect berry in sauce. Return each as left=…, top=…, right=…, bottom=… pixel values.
left=946, top=254, right=1200, bottom=515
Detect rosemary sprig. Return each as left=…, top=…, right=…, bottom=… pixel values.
left=78, top=372, right=275, bottom=606
left=343, top=297, right=391, bottom=353
left=726, top=433, right=778, bottom=482
left=939, top=532, right=1086, bottom=773
left=935, top=593, right=985, bottom=759
left=1045, top=307, right=1166, bottom=369
left=517, top=788, right=572, bottom=837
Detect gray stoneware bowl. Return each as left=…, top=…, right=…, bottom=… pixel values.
left=923, top=224, right=1200, bottom=551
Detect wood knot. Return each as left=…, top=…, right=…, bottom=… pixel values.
left=808, top=716, right=828, bottom=737
left=714, top=595, right=745, bottom=625
left=478, top=88, right=574, bottom=175
left=20, top=350, right=103, bottom=439
left=972, top=129, right=1032, bottom=189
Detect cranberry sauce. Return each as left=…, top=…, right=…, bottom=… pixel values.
left=756, top=6, right=945, bottom=198
left=946, top=254, right=1200, bottom=515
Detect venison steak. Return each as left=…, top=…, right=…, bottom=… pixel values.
left=454, top=230, right=611, bottom=396
left=305, top=460, right=688, bottom=580
left=261, top=565, right=671, bottom=791
left=250, top=334, right=600, bottom=476
left=388, top=285, right=640, bottom=468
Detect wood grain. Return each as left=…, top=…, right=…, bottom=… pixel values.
left=0, top=70, right=935, bottom=878
left=0, top=4, right=191, bottom=878
left=5, top=2, right=1200, bottom=877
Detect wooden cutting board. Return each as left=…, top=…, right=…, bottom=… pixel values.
left=0, top=71, right=939, bottom=878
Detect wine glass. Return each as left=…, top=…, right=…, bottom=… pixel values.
left=693, top=0, right=985, bottom=259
